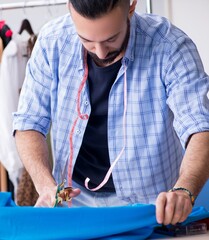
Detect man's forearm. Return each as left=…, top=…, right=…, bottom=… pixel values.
left=15, top=130, right=56, bottom=194
left=175, top=131, right=209, bottom=197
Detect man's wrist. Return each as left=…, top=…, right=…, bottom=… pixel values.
left=168, top=187, right=196, bottom=206
left=35, top=178, right=57, bottom=195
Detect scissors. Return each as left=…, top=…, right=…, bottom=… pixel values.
left=53, top=160, right=73, bottom=207
left=53, top=181, right=73, bottom=207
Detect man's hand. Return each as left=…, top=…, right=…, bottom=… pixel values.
left=155, top=190, right=193, bottom=225
left=34, top=186, right=81, bottom=207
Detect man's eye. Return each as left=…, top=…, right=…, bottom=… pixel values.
left=82, top=39, right=89, bottom=43
left=80, top=38, right=91, bottom=43
left=107, top=38, right=116, bottom=43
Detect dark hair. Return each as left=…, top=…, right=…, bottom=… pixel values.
left=69, top=0, right=130, bottom=18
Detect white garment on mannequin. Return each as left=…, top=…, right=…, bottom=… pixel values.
left=0, top=34, right=28, bottom=194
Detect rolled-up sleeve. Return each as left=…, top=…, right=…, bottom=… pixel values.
left=164, top=35, right=209, bottom=147
left=13, top=32, right=52, bottom=137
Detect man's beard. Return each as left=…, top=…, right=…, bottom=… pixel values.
left=88, top=20, right=130, bottom=66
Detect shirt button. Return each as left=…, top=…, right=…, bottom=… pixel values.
left=84, top=101, right=89, bottom=105
left=76, top=129, right=81, bottom=134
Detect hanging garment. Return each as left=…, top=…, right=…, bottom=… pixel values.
left=18, top=18, right=38, bottom=57
left=27, top=34, right=37, bottom=56
left=0, top=34, right=29, bottom=194
left=0, top=192, right=209, bottom=240
left=16, top=168, right=39, bottom=206
left=0, top=24, right=12, bottom=194
left=0, top=38, right=7, bottom=192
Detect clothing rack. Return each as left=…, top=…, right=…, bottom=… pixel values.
left=0, top=0, right=67, bottom=11
left=146, top=0, right=152, bottom=14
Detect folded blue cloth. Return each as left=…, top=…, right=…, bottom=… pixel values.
left=0, top=192, right=208, bottom=240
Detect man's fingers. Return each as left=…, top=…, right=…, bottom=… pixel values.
left=34, top=187, right=81, bottom=207
left=162, top=192, right=177, bottom=225
left=155, top=192, right=167, bottom=224
left=156, top=191, right=193, bottom=225
left=170, top=192, right=192, bottom=224
left=70, top=188, right=81, bottom=197
left=179, top=196, right=193, bottom=223
left=170, top=195, right=185, bottom=225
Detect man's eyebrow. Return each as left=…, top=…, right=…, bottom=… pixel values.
left=78, top=32, right=120, bottom=42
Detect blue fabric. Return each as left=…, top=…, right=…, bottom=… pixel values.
left=1, top=193, right=209, bottom=240
left=13, top=12, right=209, bottom=204
left=0, top=193, right=157, bottom=240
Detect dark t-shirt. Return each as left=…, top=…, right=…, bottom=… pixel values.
left=72, top=54, right=122, bottom=192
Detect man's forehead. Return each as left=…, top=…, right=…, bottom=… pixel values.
left=70, top=4, right=127, bottom=43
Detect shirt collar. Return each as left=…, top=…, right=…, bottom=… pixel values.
left=123, top=13, right=137, bottom=65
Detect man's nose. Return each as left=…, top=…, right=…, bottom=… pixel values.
left=94, top=43, right=108, bottom=59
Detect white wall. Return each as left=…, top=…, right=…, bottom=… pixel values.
left=171, top=0, right=209, bottom=74
left=151, top=0, right=209, bottom=74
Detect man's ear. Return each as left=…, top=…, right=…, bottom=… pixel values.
left=129, top=0, right=137, bottom=18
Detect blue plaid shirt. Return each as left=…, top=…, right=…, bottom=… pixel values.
left=13, top=13, right=209, bottom=204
